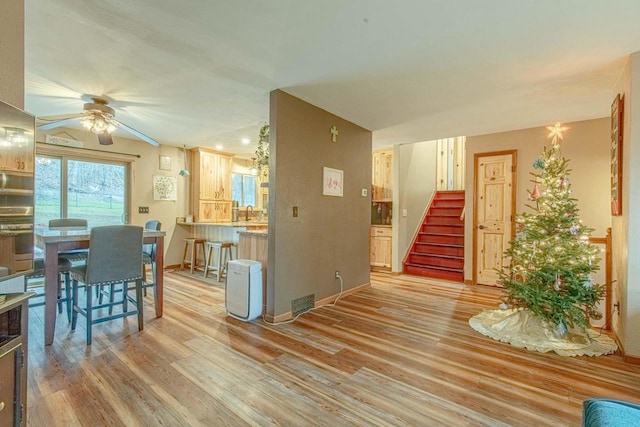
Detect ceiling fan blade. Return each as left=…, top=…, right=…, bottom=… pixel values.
left=37, top=115, right=83, bottom=131
left=97, top=132, right=113, bottom=145
left=117, top=121, right=160, bottom=146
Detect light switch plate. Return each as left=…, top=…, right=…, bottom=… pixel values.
left=293, top=206, right=298, bottom=217
left=139, top=206, right=149, bottom=214
left=402, top=209, right=407, bottom=217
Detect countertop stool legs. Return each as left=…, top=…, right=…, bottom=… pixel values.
left=181, top=238, right=206, bottom=274
left=204, top=241, right=235, bottom=281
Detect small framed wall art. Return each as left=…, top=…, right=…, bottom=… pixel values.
left=159, top=155, right=172, bottom=171
left=610, top=93, right=624, bottom=216
left=323, top=167, right=343, bottom=197
left=153, top=175, right=177, bottom=201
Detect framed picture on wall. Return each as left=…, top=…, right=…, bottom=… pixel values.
left=611, top=94, right=624, bottom=216
left=322, top=167, right=343, bottom=197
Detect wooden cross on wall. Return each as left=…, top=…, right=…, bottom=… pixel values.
left=330, top=125, right=339, bottom=143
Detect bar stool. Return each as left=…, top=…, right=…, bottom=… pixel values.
left=181, top=238, right=206, bottom=274
left=203, top=241, right=234, bottom=281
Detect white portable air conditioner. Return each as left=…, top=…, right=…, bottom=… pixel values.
left=225, top=259, right=263, bottom=321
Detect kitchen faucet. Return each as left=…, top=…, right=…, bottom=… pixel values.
left=246, top=205, right=253, bottom=221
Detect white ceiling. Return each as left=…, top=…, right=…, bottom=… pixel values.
left=24, top=1, right=640, bottom=158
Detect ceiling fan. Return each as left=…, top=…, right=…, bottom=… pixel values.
left=37, top=96, right=159, bottom=146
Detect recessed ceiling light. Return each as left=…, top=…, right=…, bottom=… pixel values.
left=215, top=144, right=223, bottom=150
left=241, top=138, right=250, bottom=144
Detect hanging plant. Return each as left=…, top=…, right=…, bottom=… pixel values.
left=255, top=124, right=269, bottom=178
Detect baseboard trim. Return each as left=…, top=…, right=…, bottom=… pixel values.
left=265, top=282, right=371, bottom=324
left=623, top=354, right=640, bottom=365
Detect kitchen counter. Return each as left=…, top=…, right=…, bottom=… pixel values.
left=178, top=220, right=268, bottom=227
left=238, top=230, right=268, bottom=236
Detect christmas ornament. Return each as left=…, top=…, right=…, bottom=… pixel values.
left=569, top=224, right=579, bottom=235
left=531, top=184, right=541, bottom=199
left=554, top=275, right=562, bottom=291
left=589, top=308, right=603, bottom=320
left=533, top=158, right=545, bottom=169
left=584, top=274, right=594, bottom=289
left=499, top=303, right=508, bottom=310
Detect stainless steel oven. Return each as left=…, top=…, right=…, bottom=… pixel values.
left=0, top=100, right=35, bottom=281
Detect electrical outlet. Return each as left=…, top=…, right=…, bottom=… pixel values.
left=361, top=188, right=368, bottom=196
left=139, top=206, right=149, bottom=214
left=335, top=270, right=340, bottom=278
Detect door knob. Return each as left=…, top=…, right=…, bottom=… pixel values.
left=478, top=225, right=486, bottom=229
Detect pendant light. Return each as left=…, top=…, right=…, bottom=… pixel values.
left=179, top=145, right=190, bottom=176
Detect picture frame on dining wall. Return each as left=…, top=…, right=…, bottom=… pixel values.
left=610, top=93, right=624, bottom=216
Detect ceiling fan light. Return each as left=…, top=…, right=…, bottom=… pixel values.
left=81, top=111, right=119, bottom=134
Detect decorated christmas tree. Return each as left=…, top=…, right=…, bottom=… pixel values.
left=498, top=123, right=605, bottom=336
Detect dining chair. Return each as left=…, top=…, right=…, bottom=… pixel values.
left=24, top=257, right=73, bottom=322
left=70, top=225, right=145, bottom=345
left=142, top=220, right=161, bottom=296
left=49, top=218, right=89, bottom=262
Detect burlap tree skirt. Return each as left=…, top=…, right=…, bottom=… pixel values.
left=469, top=308, right=618, bottom=357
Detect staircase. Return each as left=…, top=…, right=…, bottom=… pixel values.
left=403, top=190, right=464, bottom=282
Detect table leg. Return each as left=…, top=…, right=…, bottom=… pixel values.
left=44, top=243, right=59, bottom=345
left=154, top=236, right=164, bottom=317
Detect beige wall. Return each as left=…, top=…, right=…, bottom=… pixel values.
left=267, top=90, right=371, bottom=319
left=0, top=0, right=24, bottom=107
left=464, top=118, right=612, bottom=283
left=394, top=140, right=438, bottom=271
left=612, top=52, right=640, bottom=358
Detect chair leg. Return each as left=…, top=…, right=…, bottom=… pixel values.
left=71, top=279, right=79, bottom=330
left=57, top=274, right=63, bottom=314
left=86, top=284, right=93, bottom=345
left=190, top=242, right=196, bottom=274
left=136, top=279, right=144, bottom=332
left=108, top=283, right=115, bottom=315
left=204, top=245, right=212, bottom=278
left=64, top=272, right=72, bottom=322
left=122, top=281, right=128, bottom=312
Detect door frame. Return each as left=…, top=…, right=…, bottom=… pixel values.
left=472, top=149, right=517, bottom=285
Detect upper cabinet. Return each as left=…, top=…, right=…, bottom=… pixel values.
left=190, top=148, right=233, bottom=222
left=0, top=142, right=33, bottom=173
left=372, top=149, right=392, bottom=201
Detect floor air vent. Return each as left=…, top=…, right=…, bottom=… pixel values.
left=292, top=294, right=315, bottom=315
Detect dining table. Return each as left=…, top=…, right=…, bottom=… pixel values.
left=34, top=226, right=166, bottom=345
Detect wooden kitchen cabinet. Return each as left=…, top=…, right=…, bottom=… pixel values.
left=0, top=144, right=33, bottom=174
left=190, top=148, right=233, bottom=222
left=372, top=149, right=392, bottom=201
left=370, top=226, right=391, bottom=270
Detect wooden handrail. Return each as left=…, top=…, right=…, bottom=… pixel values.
left=459, top=206, right=465, bottom=221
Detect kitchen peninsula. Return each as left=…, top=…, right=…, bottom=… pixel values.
left=176, top=220, right=268, bottom=244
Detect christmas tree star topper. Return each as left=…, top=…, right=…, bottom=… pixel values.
left=546, top=122, right=570, bottom=145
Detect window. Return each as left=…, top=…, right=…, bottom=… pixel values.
left=231, top=173, right=257, bottom=207
left=35, top=154, right=129, bottom=227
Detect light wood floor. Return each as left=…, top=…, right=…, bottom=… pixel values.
left=27, top=271, right=640, bottom=426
